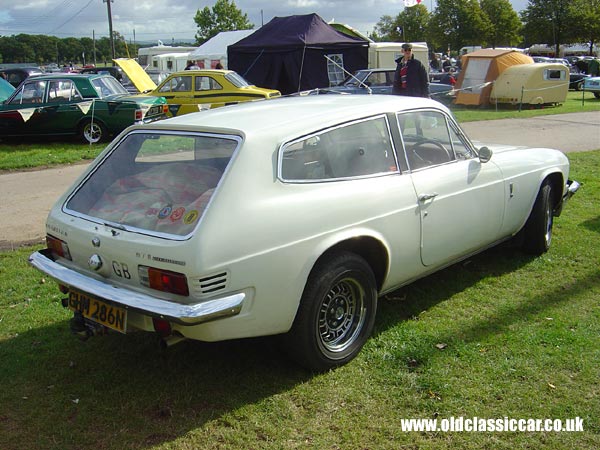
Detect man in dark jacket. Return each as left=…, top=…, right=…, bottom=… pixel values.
left=392, top=43, right=429, bottom=97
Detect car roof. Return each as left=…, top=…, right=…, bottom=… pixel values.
left=1, top=67, right=43, bottom=74
left=141, top=94, right=450, bottom=140
left=168, top=69, right=231, bottom=76
left=21, top=73, right=107, bottom=80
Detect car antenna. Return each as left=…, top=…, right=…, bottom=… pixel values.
left=323, top=55, right=372, bottom=94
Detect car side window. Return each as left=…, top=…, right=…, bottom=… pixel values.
left=280, top=116, right=398, bottom=181
left=48, top=80, right=79, bottom=102
left=195, top=76, right=222, bottom=91
left=9, top=80, right=46, bottom=105
left=366, top=72, right=387, bottom=86
left=159, top=76, right=192, bottom=93
left=398, top=110, right=460, bottom=171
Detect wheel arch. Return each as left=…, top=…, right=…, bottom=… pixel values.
left=309, top=235, right=389, bottom=293
left=544, top=170, right=565, bottom=212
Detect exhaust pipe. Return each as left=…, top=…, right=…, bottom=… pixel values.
left=159, top=334, right=187, bottom=350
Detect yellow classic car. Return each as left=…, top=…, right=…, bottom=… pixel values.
left=114, top=58, right=281, bottom=117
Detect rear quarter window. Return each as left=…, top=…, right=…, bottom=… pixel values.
left=280, top=116, right=398, bottom=181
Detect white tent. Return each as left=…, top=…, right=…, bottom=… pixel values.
left=188, top=30, right=255, bottom=69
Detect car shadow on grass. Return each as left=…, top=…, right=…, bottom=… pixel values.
left=0, top=321, right=311, bottom=449
left=581, top=215, right=600, bottom=233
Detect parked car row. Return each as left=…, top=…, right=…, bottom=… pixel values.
left=0, top=63, right=281, bottom=142
left=0, top=73, right=168, bottom=143
left=1, top=56, right=598, bottom=144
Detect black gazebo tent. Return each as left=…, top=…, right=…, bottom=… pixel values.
left=228, top=14, right=369, bottom=95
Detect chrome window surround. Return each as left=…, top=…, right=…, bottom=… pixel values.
left=277, top=114, right=401, bottom=184
left=62, top=129, right=242, bottom=241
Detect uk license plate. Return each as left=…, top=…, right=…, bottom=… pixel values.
left=68, top=290, right=127, bottom=333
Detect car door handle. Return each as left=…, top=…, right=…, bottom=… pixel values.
left=418, top=193, right=438, bottom=202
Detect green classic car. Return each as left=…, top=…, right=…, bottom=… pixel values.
left=0, top=73, right=168, bottom=143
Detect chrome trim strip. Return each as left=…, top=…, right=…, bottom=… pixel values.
left=29, top=250, right=244, bottom=325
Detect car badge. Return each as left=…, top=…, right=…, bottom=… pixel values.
left=88, top=254, right=103, bottom=271
left=92, top=237, right=101, bottom=247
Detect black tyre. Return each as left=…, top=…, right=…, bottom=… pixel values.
left=523, top=181, right=554, bottom=255
left=284, top=252, right=377, bottom=372
left=79, top=120, right=107, bottom=144
left=594, top=92, right=600, bottom=99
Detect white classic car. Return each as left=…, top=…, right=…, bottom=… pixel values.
left=29, top=95, right=579, bottom=371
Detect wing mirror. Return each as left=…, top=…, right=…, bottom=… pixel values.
left=478, top=146, right=493, bottom=163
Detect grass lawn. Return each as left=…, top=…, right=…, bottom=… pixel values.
left=0, top=90, right=599, bottom=172
left=0, top=147, right=598, bottom=449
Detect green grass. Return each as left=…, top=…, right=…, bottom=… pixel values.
left=0, top=90, right=598, bottom=172
left=0, top=141, right=103, bottom=171
left=1, top=150, right=599, bottom=449
left=451, top=89, right=600, bottom=122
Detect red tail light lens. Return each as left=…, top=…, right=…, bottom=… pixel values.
left=135, top=109, right=143, bottom=121
left=46, top=235, right=72, bottom=260
left=162, top=104, right=169, bottom=114
left=138, top=266, right=189, bottom=296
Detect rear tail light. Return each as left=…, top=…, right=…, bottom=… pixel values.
left=138, top=266, right=189, bottom=296
left=162, top=104, right=169, bottom=114
left=46, top=235, right=72, bottom=260
left=135, top=109, right=143, bottom=121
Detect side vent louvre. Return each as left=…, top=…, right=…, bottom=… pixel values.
left=198, top=272, right=228, bottom=294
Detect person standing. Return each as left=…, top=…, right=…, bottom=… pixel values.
left=440, top=68, right=457, bottom=86
left=185, top=60, right=199, bottom=70
left=392, top=43, right=429, bottom=98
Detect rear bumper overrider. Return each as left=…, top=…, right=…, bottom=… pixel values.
left=556, top=179, right=580, bottom=216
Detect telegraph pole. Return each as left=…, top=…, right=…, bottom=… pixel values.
left=93, top=29, right=97, bottom=66
left=104, top=0, right=115, bottom=62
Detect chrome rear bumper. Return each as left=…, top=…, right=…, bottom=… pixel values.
left=29, top=249, right=244, bottom=325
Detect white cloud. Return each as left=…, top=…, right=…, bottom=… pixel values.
left=0, top=0, right=529, bottom=41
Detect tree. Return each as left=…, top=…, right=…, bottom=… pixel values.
left=428, top=0, right=492, bottom=53
left=373, top=5, right=430, bottom=43
left=480, top=0, right=522, bottom=48
left=194, top=0, right=253, bottom=44
left=372, top=15, right=397, bottom=42
left=568, top=0, right=600, bottom=55
left=520, top=0, right=574, bottom=55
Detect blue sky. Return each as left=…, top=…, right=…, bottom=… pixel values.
left=0, top=0, right=529, bottom=43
